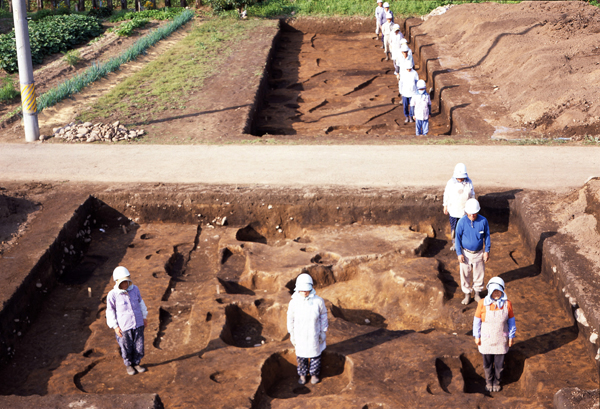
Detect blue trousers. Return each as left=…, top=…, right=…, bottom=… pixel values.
left=402, top=97, right=413, bottom=119
left=416, top=119, right=429, bottom=135
left=297, top=355, right=322, bottom=376
left=116, top=326, right=145, bottom=366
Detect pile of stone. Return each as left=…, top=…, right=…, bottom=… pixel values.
left=50, top=121, right=145, bottom=143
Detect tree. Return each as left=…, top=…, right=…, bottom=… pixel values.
left=120, top=0, right=126, bottom=9
left=164, top=0, right=170, bottom=7
left=78, top=0, right=84, bottom=11
left=106, top=0, right=112, bottom=10
left=179, top=0, right=185, bottom=8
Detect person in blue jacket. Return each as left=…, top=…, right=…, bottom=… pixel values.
left=455, top=198, right=491, bottom=305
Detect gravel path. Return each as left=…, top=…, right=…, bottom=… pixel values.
left=1, top=144, right=598, bottom=191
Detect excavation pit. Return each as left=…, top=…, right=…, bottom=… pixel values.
left=0, top=185, right=597, bottom=408
left=252, top=22, right=452, bottom=138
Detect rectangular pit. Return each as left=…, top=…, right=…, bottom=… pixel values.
left=0, top=185, right=597, bottom=408
left=251, top=19, right=452, bottom=137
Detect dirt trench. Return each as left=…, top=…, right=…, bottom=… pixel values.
left=0, top=184, right=597, bottom=408
left=253, top=20, right=451, bottom=138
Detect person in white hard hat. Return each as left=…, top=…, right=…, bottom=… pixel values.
left=377, top=2, right=393, bottom=49
left=455, top=198, right=491, bottom=305
left=398, top=60, right=419, bottom=123
left=410, top=79, right=431, bottom=136
left=473, top=277, right=516, bottom=392
left=443, top=163, right=475, bottom=251
left=287, top=273, right=328, bottom=385
left=395, top=40, right=414, bottom=79
left=375, top=0, right=384, bottom=42
left=381, top=12, right=394, bottom=60
left=106, top=266, right=149, bottom=375
left=389, top=24, right=404, bottom=72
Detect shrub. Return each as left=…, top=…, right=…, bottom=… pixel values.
left=0, top=14, right=102, bottom=73
left=115, top=17, right=149, bottom=36
left=87, top=6, right=113, bottom=18
left=0, top=76, right=19, bottom=102
left=109, top=7, right=186, bottom=22
left=207, top=0, right=257, bottom=13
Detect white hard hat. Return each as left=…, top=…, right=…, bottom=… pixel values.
left=393, top=24, right=400, bottom=31
left=294, top=273, right=313, bottom=292
left=377, top=0, right=382, bottom=3
left=385, top=12, right=392, bottom=18
left=453, top=162, right=468, bottom=178
left=400, top=38, right=408, bottom=44
left=487, top=276, right=505, bottom=291
left=417, top=79, right=426, bottom=89
left=113, top=266, right=131, bottom=283
left=464, top=198, right=481, bottom=215
left=404, top=60, right=413, bottom=69
left=400, top=44, right=409, bottom=52
left=383, top=2, right=389, bottom=7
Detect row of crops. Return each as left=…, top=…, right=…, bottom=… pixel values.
left=0, top=7, right=186, bottom=74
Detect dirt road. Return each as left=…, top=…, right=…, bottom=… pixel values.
left=1, top=144, right=599, bottom=191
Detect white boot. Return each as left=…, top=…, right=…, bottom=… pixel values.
left=461, top=293, right=471, bottom=305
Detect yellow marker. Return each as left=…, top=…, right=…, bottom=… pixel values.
left=20, top=82, right=37, bottom=114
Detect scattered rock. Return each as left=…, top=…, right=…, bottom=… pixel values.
left=51, top=121, right=146, bottom=143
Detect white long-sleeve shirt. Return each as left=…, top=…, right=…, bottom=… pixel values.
left=389, top=32, right=405, bottom=60
left=398, top=69, right=419, bottom=98
left=375, top=6, right=384, bottom=33
left=287, top=290, right=328, bottom=358
left=410, top=91, right=432, bottom=120
left=443, top=178, right=475, bottom=218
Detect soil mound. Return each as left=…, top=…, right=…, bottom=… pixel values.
left=419, top=1, right=600, bottom=138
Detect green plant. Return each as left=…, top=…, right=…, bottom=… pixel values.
left=109, top=7, right=185, bottom=21
left=115, top=17, right=149, bottom=36
left=0, top=14, right=102, bottom=73
left=35, top=9, right=194, bottom=112
left=0, top=76, right=19, bottom=102
left=62, top=49, right=81, bottom=66
left=28, top=6, right=71, bottom=21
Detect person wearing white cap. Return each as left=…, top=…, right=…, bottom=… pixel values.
left=375, top=0, right=384, bottom=42
left=410, top=79, right=431, bottom=136
left=377, top=2, right=393, bottom=49
left=389, top=24, right=404, bottom=72
left=398, top=60, right=419, bottom=123
left=394, top=40, right=413, bottom=79
left=473, top=277, right=516, bottom=392
left=287, top=273, right=328, bottom=385
left=106, top=266, right=149, bottom=375
left=381, top=12, right=394, bottom=60
left=443, top=163, right=475, bottom=251
left=455, top=198, right=491, bottom=305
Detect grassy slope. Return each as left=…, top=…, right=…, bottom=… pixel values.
left=78, top=18, right=268, bottom=124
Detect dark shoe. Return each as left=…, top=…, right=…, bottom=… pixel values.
left=126, top=365, right=136, bottom=376
left=298, top=375, right=307, bottom=385
left=134, top=365, right=146, bottom=373
left=311, top=375, right=320, bottom=384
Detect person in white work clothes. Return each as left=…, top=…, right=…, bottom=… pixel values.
left=287, top=273, right=328, bottom=385
left=443, top=163, right=475, bottom=251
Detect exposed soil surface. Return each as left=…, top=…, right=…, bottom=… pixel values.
left=254, top=29, right=450, bottom=138
left=0, top=183, right=597, bottom=408
left=411, top=1, right=600, bottom=140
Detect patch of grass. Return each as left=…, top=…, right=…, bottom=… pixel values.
left=79, top=18, right=267, bottom=123
left=62, top=49, right=81, bottom=66
left=0, top=76, right=19, bottom=102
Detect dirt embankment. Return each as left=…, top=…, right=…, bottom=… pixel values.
left=415, top=1, right=600, bottom=139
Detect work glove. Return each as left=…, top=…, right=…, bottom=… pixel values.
left=318, top=331, right=326, bottom=344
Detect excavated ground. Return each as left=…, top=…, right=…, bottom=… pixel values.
left=254, top=27, right=450, bottom=138
left=0, top=183, right=597, bottom=408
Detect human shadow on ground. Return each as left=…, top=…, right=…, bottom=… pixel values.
left=131, top=104, right=251, bottom=126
